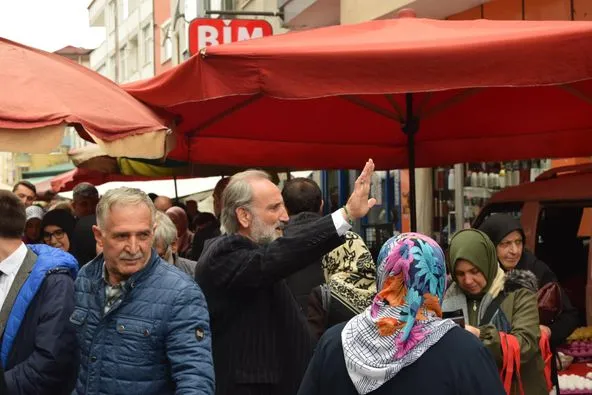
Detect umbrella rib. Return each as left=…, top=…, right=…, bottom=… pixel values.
left=420, top=88, right=481, bottom=120
left=187, top=93, right=264, bottom=137
left=385, top=94, right=405, bottom=122
left=560, top=84, right=592, bottom=106
left=342, top=95, right=402, bottom=123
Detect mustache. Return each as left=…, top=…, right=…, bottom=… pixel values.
left=118, top=252, right=144, bottom=260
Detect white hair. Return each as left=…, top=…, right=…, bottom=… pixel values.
left=96, top=187, right=155, bottom=229
left=153, top=211, right=178, bottom=249
left=221, top=170, right=271, bottom=234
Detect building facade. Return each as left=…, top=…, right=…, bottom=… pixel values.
left=88, top=0, right=156, bottom=83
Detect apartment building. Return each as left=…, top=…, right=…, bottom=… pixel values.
left=88, top=0, right=155, bottom=83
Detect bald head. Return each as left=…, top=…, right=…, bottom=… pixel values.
left=154, top=196, right=173, bottom=212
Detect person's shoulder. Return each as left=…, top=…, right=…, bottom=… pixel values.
left=433, top=326, right=491, bottom=363
left=317, top=322, right=347, bottom=354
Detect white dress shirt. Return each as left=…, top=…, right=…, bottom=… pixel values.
left=0, top=243, right=28, bottom=309
left=331, top=209, right=352, bottom=236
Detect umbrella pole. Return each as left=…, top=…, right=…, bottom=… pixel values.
left=173, top=176, right=179, bottom=202
left=402, top=93, right=419, bottom=232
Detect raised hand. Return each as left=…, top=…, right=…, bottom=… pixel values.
left=344, top=159, right=377, bottom=220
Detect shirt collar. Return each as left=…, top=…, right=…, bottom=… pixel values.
left=102, top=262, right=126, bottom=288
left=0, top=243, right=28, bottom=276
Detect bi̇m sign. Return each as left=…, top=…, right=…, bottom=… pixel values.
left=188, top=18, right=274, bottom=55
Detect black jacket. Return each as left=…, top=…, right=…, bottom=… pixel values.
left=71, top=214, right=98, bottom=267
left=195, top=215, right=344, bottom=395
left=298, top=324, right=505, bottom=395
left=283, top=212, right=326, bottom=315
left=479, top=214, right=579, bottom=347
left=189, top=221, right=222, bottom=261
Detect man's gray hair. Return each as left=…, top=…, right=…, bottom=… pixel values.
left=153, top=211, right=178, bottom=249
left=221, top=170, right=271, bottom=234
left=96, top=187, right=155, bottom=229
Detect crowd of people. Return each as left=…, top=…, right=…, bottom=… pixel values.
left=0, top=159, right=579, bottom=395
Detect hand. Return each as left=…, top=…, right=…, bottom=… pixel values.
left=540, top=325, right=551, bottom=337
left=344, top=159, right=377, bottom=220
left=465, top=324, right=481, bottom=338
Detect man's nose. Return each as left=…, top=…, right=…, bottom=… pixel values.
left=127, top=237, right=140, bottom=252
left=279, top=207, right=289, bottom=222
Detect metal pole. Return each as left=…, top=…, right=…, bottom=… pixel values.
left=173, top=176, right=179, bottom=202
left=454, top=163, right=464, bottom=234
left=204, top=10, right=284, bottom=17
left=402, top=93, right=419, bottom=232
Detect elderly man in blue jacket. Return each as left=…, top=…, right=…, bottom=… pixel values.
left=0, top=191, right=79, bottom=395
left=71, top=187, right=214, bottom=395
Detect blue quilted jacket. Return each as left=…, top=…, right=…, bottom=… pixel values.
left=71, top=250, right=214, bottom=395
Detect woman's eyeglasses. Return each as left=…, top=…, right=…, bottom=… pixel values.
left=43, top=229, right=66, bottom=242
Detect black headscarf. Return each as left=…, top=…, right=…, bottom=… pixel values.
left=478, top=214, right=526, bottom=246
left=478, top=214, right=554, bottom=284
left=40, top=209, right=76, bottom=251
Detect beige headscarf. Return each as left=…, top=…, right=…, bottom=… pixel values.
left=322, top=231, right=376, bottom=313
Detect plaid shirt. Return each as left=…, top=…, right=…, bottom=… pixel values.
left=102, top=264, right=126, bottom=314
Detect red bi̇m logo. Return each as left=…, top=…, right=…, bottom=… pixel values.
left=188, top=18, right=273, bottom=55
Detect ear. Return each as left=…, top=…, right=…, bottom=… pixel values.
left=236, top=207, right=251, bottom=229
left=320, top=199, right=325, bottom=214
left=92, top=225, right=104, bottom=249
left=171, top=239, right=179, bottom=254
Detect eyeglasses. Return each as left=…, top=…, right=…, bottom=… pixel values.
left=43, top=229, right=66, bottom=242
left=498, top=239, right=523, bottom=249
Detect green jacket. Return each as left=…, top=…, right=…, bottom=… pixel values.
left=443, top=270, right=547, bottom=395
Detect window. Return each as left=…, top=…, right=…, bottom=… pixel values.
left=121, top=0, right=129, bottom=21
left=164, top=38, right=173, bottom=62
left=108, top=1, right=117, bottom=31
left=109, top=55, right=117, bottom=79
left=119, top=45, right=127, bottom=81
left=161, top=20, right=172, bottom=63
left=142, top=25, right=152, bottom=65
left=128, top=36, right=139, bottom=76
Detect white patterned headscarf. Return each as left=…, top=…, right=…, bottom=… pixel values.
left=341, top=233, right=456, bottom=394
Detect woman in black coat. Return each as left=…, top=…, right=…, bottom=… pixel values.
left=478, top=214, right=579, bottom=347
left=298, top=233, right=504, bottom=395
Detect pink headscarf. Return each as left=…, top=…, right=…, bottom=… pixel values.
left=166, top=207, right=194, bottom=257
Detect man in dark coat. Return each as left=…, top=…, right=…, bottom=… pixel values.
left=0, top=191, right=79, bottom=395
left=195, top=159, right=376, bottom=395
left=281, top=178, right=326, bottom=314
left=71, top=183, right=100, bottom=267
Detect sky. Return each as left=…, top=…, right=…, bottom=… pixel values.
left=0, top=0, right=105, bottom=52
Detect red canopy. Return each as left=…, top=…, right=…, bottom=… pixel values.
left=0, top=38, right=170, bottom=159
left=38, top=168, right=180, bottom=194
left=125, top=16, right=592, bottom=170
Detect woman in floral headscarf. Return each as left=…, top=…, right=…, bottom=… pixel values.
left=297, top=233, right=504, bottom=395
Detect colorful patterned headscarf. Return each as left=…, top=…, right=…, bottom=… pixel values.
left=341, top=233, right=456, bottom=394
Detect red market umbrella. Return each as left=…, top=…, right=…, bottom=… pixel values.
left=125, top=13, right=592, bottom=229
left=39, top=168, right=184, bottom=194
left=0, top=38, right=172, bottom=159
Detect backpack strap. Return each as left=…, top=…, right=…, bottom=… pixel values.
left=539, top=330, right=554, bottom=391
left=481, top=292, right=507, bottom=324
left=499, top=332, right=525, bottom=395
